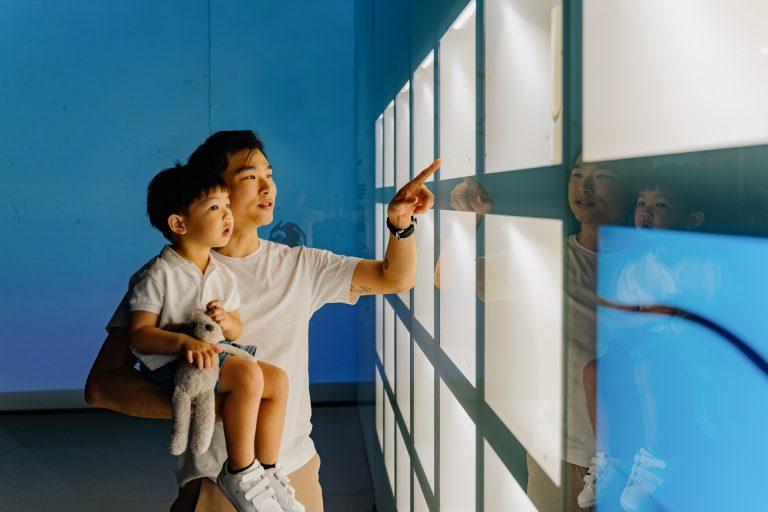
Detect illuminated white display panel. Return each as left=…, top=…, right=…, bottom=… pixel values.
left=385, top=396, right=395, bottom=491
left=396, top=83, right=411, bottom=191
left=384, top=301, right=395, bottom=385
left=414, top=342, right=435, bottom=489
left=583, top=0, right=768, bottom=161
left=485, top=214, right=563, bottom=483
left=376, top=204, right=384, bottom=259
left=397, top=429, right=411, bottom=512
left=415, top=476, right=429, bottom=512
left=440, top=379, right=475, bottom=511
left=376, top=368, right=384, bottom=450
left=413, top=52, right=435, bottom=183
left=375, top=114, right=383, bottom=188
left=484, top=442, right=537, bottom=512
left=439, top=210, right=476, bottom=386
left=396, top=316, right=411, bottom=431
left=414, top=209, right=435, bottom=336
left=376, top=205, right=384, bottom=360
left=485, top=0, right=563, bottom=172
left=384, top=100, right=395, bottom=186
left=439, top=1, right=476, bottom=179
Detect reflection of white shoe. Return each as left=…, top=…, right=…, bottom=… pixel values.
left=620, top=447, right=667, bottom=512
left=217, top=459, right=283, bottom=512
left=266, top=466, right=305, bottom=512
left=577, top=451, right=615, bottom=508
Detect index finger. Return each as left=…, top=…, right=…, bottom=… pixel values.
left=206, top=300, right=221, bottom=310
left=411, top=159, right=441, bottom=186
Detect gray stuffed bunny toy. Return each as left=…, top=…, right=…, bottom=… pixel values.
left=170, top=310, right=258, bottom=455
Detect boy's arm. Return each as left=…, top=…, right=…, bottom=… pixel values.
left=205, top=301, right=243, bottom=340
left=130, top=310, right=188, bottom=355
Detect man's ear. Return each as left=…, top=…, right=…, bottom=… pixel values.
left=687, top=211, right=706, bottom=230
left=168, top=214, right=186, bottom=236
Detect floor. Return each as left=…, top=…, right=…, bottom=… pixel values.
left=0, top=405, right=374, bottom=511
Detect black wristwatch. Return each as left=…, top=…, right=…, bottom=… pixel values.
left=386, top=215, right=418, bottom=239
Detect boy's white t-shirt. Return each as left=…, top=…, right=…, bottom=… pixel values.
left=107, top=239, right=360, bottom=483
left=127, top=245, right=241, bottom=370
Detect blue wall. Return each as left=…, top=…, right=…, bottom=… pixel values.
left=0, top=0, right=359, bottom=397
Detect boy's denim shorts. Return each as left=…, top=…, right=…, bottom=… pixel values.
left=139, top=341, right=257, bottom=395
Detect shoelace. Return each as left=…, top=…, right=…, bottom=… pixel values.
left=240, top=466, right=278, bottom=509
left=627, top=449, right=666, bottom=488
left=272, top=467, right=297, bottom=499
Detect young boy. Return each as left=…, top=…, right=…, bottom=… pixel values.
left=128, top=164, right=304, bottom=512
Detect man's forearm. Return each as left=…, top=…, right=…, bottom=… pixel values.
left=382, top=232, right=417, bottom=290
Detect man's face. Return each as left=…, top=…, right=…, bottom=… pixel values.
left=221, top=148, right=277, bottom=229
left=568, top=163, right=629, bottom=227
left=634, top=188, right=690, bottom=230
left=179, top=188, right=233, bottom=248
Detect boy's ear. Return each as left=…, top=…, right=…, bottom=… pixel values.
left=168, top=214, right=186, bottom=236
left=687, top=211, right=706, bottom=230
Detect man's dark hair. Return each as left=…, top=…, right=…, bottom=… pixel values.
left=147, top=164, right=228, bottom=241
left=187, top=130, right=266, bottom=174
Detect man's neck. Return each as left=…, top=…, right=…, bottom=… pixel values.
left=576, top=225, right=599, bottom=253
left=216, top=227, right=262, bottom=258
left=171, top=241, right=210, bottom=273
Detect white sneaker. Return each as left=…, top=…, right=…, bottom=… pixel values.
left=217, top=459, right=283, bottom=512
left=620, top=447, right=666, bottom=512
left=577, top=451, right=617, bottom=509
left=266, top=466, right=305, bottom=512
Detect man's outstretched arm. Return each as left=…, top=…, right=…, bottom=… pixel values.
left=84, top=327, right=172, bottom=419
left=350, top=159, right=439, bottom=301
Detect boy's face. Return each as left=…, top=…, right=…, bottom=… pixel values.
left=568, top=163, right=629, bottom=227
left=221, top=148, right=277, bottom=229
left=176, top=188, right=234, bottom=248
left=634, top=188, right=690, bottom=230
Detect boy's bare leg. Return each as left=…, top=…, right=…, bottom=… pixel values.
left=253, top=361, right=289, bottom=465
left=218, top=356, right=264, bottom=470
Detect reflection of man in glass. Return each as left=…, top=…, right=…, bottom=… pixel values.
left=526, top=154, right=633, bottom=512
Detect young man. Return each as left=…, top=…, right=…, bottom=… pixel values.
left=85, top=130, right=437, bottom=512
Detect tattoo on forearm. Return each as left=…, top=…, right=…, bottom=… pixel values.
left=350, top=285, right=373, bottom=294
left=383, top=258, right=390, bottom=270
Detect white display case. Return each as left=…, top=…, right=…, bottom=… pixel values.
left=413, top=52, right=435, bottom=183
left=396, top=82, right=411, bottom=191
left=396, top=315, right=411, bottom=431
left=376, top=114, right=384, bottom=187
left=376, top=367, right=384, bottom=451
left=438, top=210, right=477, bottom=386
left=376, top=203, right=384, bottom=260
left=484, top=442, right=538, bottom=512
left=415, top=475, right=429, bottom=512
left=413, top=341, right=435, bottom=489
left=439, top=378, right=475, bottom=511
left=485, top=0, right=563, bottom=172
left=376, top=205, right=384, bottom=361
left=439, top=1, right=476, bottom=179
left=484, top=214, right=563, bottom=483
left=414, top=209, right=435, bottom=336
left=584, top=0, right=768, bottom=161
left=397, top=428, right=411, bottom=512
left=385, top=300, right=395, bottom=385
left=384, top=100, right=395, bottom=186
left=385, top=394, right=396, bottom=491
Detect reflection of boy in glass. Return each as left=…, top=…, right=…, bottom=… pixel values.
left=579, top=165, right=707, bottom=511
left=527, top=153, right=634, bottom=512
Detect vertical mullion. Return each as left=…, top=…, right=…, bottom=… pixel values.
left=433, top=41, right=441, bottom=512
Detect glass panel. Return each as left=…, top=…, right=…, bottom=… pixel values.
left=484, top=214, right=563, bottom=483
left=385, top=300, right=395, bottom=385
left=414, top=341, right=435, bottom=489
left=414, top=209, right=435, bottom=335
left=484, top=442, right=537, bottom=512
left=397, top=428, right=412, bottom=512
left=415, top=474, right=430, bottom=512
left=439, top=210, right=477, bottom=386
left=376, top=367, right=384, bottom=451
left=439, top=378, right=475, bottom=511
left=413, top=52, right=435, bottom=183
left=376, top=114, right=384, bottom=187
left=439, top=1, right=476, bottom=179
left=583, top=0, right=768, bottom=161
left=485, top=0, right=563, bottom=172
left=397, top=315, right=411, bottom=431
left=384, top=100, right=395, bottom=186
left=396, top=83, right=411, bottom=190
left=385, top=393, right=396, bottom=492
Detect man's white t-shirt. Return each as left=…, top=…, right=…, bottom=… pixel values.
left=128, top=245, right=241, bottom=370
left=107, top=239, right=360, bottom=484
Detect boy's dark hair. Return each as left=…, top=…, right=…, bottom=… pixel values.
left=187, top=130, right=266, bottom=174
left=637, top=164, right=705, bottom=213
left=147, top=164, right=228, bottom=241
